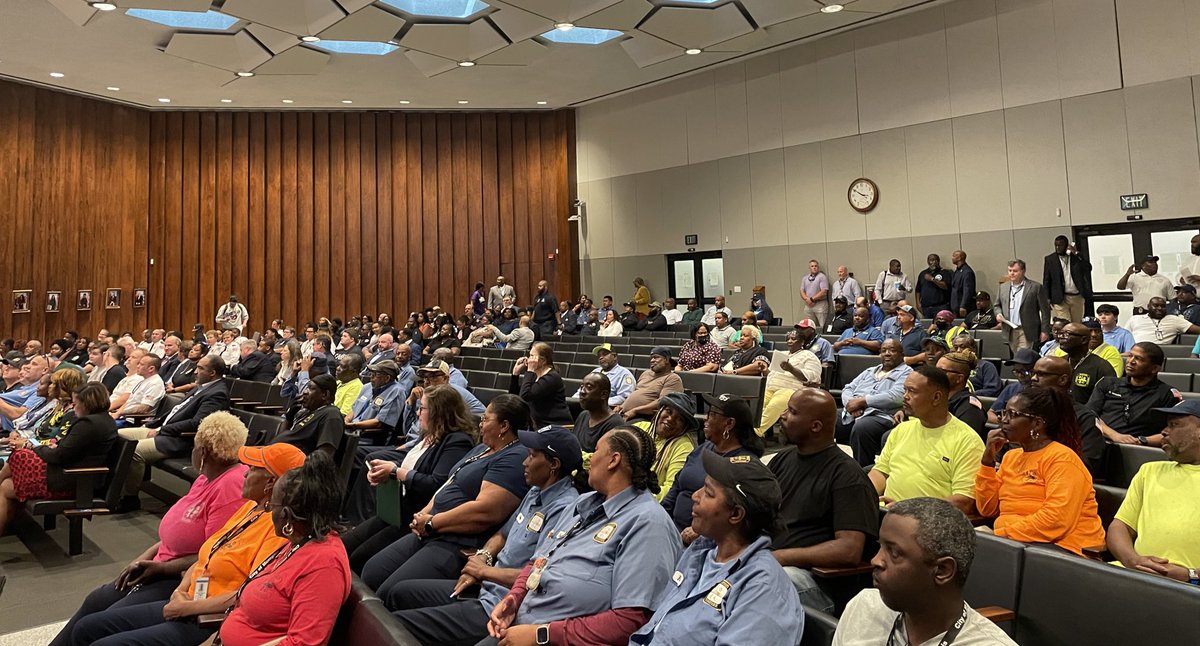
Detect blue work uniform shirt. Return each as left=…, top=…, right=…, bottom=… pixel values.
left=837, top=326, right=885, bottom=355
left=660, top=441, right=759, bottom=530
left=629, top=535, right=803, bottom=646
left=839, top=363, right=913, bottom=425
left=350, top=381, right=404, bottom=429
left=515, top=486, right=682, bottom=625
left=575, top=364, right=636, bottom=406
left=1, top=382, right=41, bottom=431
left=803, top=337, right=835, bottom=364
left=477, top=477, right=581, bottom=613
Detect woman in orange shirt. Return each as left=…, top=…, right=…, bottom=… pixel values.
left=975, top=385, right=1104, bottom=555
left=69, top=443, right=306, bottom=645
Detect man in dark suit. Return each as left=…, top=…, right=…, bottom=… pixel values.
left=230, top=339, right=277, bottom=382
left=994, top=259, right=1052, bottom=351
left=1042, top=235, right=1093, bottom=322
left=117, top=355, right=231, bottom=510
left=156, top=335, right=182, bottom=381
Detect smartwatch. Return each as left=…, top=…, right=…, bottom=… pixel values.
left=1137, top=436, right=1149, bottom=446
left=424, top=515, right=436, bottom=535
left=536, top=624, right=550, bottom=645
left=1188, top=568, right=1199, bottom=585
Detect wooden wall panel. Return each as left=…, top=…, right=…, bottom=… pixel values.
left=0, top=79, right=574, bottom=341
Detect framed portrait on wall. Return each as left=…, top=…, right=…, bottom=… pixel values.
left=133, top=288, right=146, bottom=308
left=12, top=290, right=30, bottom=314
left=106, top=288, right=121, bottom=310
left=77, top=289, right=92, bottom=311
left=46, top=291, right=61, bottom=313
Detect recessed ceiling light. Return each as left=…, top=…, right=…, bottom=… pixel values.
left=537, top=101, right=548, bottom=105
left=158, top=98, right=171, bottom=103
left=220, top=99, right=233, bottom=103
left=554, top=22, right=574, bottom=31
left=399, top=100, right=411, bottom=104
left=300, top=35, right=321, bottom=42
left=91, top=2, right=117, bottom=11
left=457, top=100, right=469, bottom=104
left=236, top=71, right=255, bottom=77
left=282, top=99, right=294, bottom=104
left=49, top=72, right=64, bottom=78
left=821, top=3, right=844, bottom=13
left=106, top=86, right=120, bottom=91
left=685, top=48, right=702, bottom=55
left=458, top=60, right=475, bottom=67
left=341, top=100, right=353, bottom=104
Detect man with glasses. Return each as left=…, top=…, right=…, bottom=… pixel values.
left=1087, top=342, right=1182, bottom=447
left=1126, top=296, right=1199, bottom=345
left=1055, top=321, right=1115, bottom=405
left=1029, top=355, right=1104, bottom=476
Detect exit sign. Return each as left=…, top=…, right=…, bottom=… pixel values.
left=1120, top=193, right=1149, bottom=210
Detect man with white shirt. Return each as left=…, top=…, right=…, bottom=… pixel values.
left=108, top=348, right=147, bottom=412
left=993, top=259, right=1052, bottom=351
left=830, top=265, right=862, bottom=304
left=215, top=294, right=249, bottom=333
left=143, top=329, right=166, bottom=357
left=662, top=297, right=683, bottom=325
left=1178, top=234, right=1200, bottom=289
left=708, top=311, right=737, bottom=349
left=701, top=295, right=733, bottom=327
left=115, top=354, right=165, bottom=417
left=1126, top=297, right=1200, bottom=345
left=1119, top=255, right=1174, bottom=314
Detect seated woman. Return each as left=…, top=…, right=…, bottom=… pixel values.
left=975, top=385, right=1105, bottom=555
left=69, top=443, right=305, bottom=645
left=215, top=451, right=351, bottom=646
left=50, top=412, right=250, bottom=645
left=484, top=427, right=682, bottom=646
left=508, top=342, right=572, bottom=427
left=0, top=382, right=116, bottom=535
left=362, top=394, right=531, bottom=610
left=750, top=291, right=775, bottom=326
left=675, top=323, right=721, bottom=373
left=661, top=393, right=764, bottom=536
left=14, top=368, right=84, bottom=442
left=598, top=309, right=624, bottom=337
left=630, top=450, right=802, bottom=645
left=342, top=385, right=477, bottom=565
left=632, top=393, right=698, bottom=502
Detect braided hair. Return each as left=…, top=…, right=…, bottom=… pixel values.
left=604, top=426, right=660, bottom=494
left=1011, top=385, right=1084, bottom=457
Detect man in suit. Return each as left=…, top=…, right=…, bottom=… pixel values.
left=230, top=339, right=278, bottom=382
left=994, top=259, right=1052, bottom=351
left=1042, top=235, right=1093, bottom=322
left=117, top=355, right=231, bottom=511
left=156, top=335, right=182, bottom=381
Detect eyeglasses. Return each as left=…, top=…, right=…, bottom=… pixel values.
left=998, top=409, right=1044, bottom=423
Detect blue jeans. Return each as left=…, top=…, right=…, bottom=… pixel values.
left=783, top=566, right=836, bottom=614
left=71, top=600, right=215, bottom=646
left=50, top=577, right=179, bottom=646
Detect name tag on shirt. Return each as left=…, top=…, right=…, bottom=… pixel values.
left=672, top=570, right=684, bottom=586
left=194, top=576, right=210, bottom=600
left=593, top=521, right=617, bottom=543
left=703, top=580, right=731, bottom=609
left=527, top=512, right=545, bottom=533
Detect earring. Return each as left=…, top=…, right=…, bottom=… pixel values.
left=283, top=521, right=294, bottom=536
left=723, top=430, right=731, bottom=440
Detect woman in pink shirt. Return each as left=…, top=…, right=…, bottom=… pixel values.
left=51, top=412, right=250, bottom=646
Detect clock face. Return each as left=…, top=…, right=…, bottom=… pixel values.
left=848, top=178, right=878, bottom=213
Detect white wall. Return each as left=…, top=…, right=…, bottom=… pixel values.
left=576, top=0, right=1200, bottom=322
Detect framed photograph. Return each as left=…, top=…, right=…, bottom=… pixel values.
left=46, top=291, right=61, bottom=313
left=12, top=290, right=30, bottom=314
left=105, top=288, right=121, bottom=310
left=133, top=288, right=146, bottom=308
left=77, top=289, right=92, bottom=311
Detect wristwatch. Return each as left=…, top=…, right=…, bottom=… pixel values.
left=424, top=515, right=436, bottom=535
left=1188, top=568, right=1199, bottom=585
left=1137, top=435, right=1149, bottom=446
left=536, top=624, right=550, bottom=645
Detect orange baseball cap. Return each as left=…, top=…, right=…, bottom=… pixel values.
left=238, top=443, right=305, bottom=477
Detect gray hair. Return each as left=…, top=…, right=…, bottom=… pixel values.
left=1007, top=259, right=1027, bottom=271
left=887, top=497, right=975, bottom=585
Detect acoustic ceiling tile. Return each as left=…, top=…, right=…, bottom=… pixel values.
left=164, top=30, right=274, bottom=73
left=576, top=0, right=654, bottom=30
left=252, top=45, right=332, bottom=74
left=319, top=5, right=406, bottom=41
left=487, top=1, right=556, bottom=42
left=619, top=30, right=683, bottom=67
left=45, top=0, right=97, bottom=27
left=476, top=39, right=548, bottom=65
left=120, top=0, right=214, bottom=10
left=640, top=3, right=753, bottom=49
left=738, top=0, right=821, bottom=28
left=403, top=49, right=459, bottom=76
left=222, top=0, right=346, bottom=36
left=502, top=0, right=623, bottom=22
left=246, top=23, right=302, bottom=55
left=400, top=21, right=509, bottom=61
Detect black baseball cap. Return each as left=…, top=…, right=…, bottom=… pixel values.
left=1003, top=348, right=1040, bottom=365
left=700, top=450, right=781, bottom=516
left=518, top=425, right=583, bottom=475
left=658, top=391, right=698, bottom=431
left=701, top=393, right=753, bottom=430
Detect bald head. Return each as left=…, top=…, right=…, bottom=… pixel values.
left=1031, top=356, right=1071, bottom=391
left=781, top=387, right=837, bottom=449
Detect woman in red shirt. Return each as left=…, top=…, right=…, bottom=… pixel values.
left=217, top=450, right=351, bottom=646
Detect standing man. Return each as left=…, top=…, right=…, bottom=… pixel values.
left=949, top=250, right=976, bottom=319
left=531, top=280, right=558, bottom=336
left=1043, top=235, right=1093, bottom=322
left=799, top=260, right=830, bottom=327
left=830, top=265, right=862, bottom=304
left=874, top=259, right=911, bottom=309
left=1178, top=233, right=1200, bottom=288
left=215, top=294, right=249, bottom=334
left=994, top=259, right=1052, bottom=351
left=915, top=254, right=951, bottom=319
left=487, top=276, right=516, bottom=311
left=1119, top=255, right=1174, bottom=314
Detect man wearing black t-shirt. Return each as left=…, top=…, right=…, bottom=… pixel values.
left=965, top=292, right=998, bottom=330
left=915, top=254, right=951, bottom=319
left=824, top=297, right=852, bottom=335
left=769, top=387, right=880, bottom=614
left=1087, top=342, right=1181, bottom=447
left=1058, top=321, right=1115, bottom=405
left=572, top=373, right=623, bottom=456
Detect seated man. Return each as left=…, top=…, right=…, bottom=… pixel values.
left=334, top=353, right=365, bottom=416
left=1053, top=321, right=1116, bottom=405
left=0, top=355, right=49, bottom=431
left=795, top=319, right=834, bottom=369
left=719, top=326, right=769, bottom=375
left=431, top=347, right=470, bottom=390
left=771, top=388, right=879, bottom=614
left=832, top=307, right=883, bottom=355
left=618, top=301, right=641, bottom=329
left=571, top=344, right=635, bottom=408
left=1094, top=303, right=1135, bottom=354
left=709, top=311, right=737, bottom=349
left=117, top=355, right=231, bottom=511
left=572, top=373, right=625, bottom=465
left=835, top=339, right=912, bottom=467
left=615, top=347, right=684, bottom=420
left=229, top=339, right=278, bottom=382
left=936, top=351, right=987, bottom=438
left=868, top=365, right=984, bottom=514
left=156, top=335, right=182, bottom=380
left=1030, top=356, right=1104, bottom=476
left=360, top=333, right=395, bottom=378
left=855, top=296, right=885, bottom=329
left=266, top=374, right=344, bottom=455
left=965, top=291, right=998, bottom=329
left=346, top=360, right=405, bottom=444
left=927, top=310, right=966, bottom=346
left=1126, top=297, right=1199, bottom=345
left=824, top=296, right=852, bottom=335
left=489, top=316, right=536, bottom=352
left=892, top=305, right=929, bottom=366
left=757, top=329, right=822, bottom=437
left=108, top=348, right=147, bottom=413
left=1107, top=400, right=1200, bottom=584
left=834, top=497, right=1017, bottom=645
left=661, top=298, right=682, bottom=326
left=638, top=302, right=668, bottom=331
left=921, top=336, right=949, bottom=367
left=113, top=354, right=165, bottom=418
left=951, top=334, right=1001, bottom=397
left=1087, top=342, right=1181, bottom=447
left=987, top=348, right=1037, bottom=424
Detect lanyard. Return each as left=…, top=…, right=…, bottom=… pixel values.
left=206, top=507, right=266, bottom=562
left=233, top=541, right=302, bottom=604
left=886, top=605, right=968, bottom=646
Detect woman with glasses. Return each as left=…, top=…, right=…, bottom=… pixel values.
left=975, top=385, right=1104, bottom=555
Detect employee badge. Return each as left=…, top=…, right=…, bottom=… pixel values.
left=527, top=557, right=547, bottom=591
left=527, top=512, right=545, bottom=532
left=516, top=513, right=525, bottom=524
left=373, top=397, right=384, bottom=407
left=703, top=580, right=731, bottom=609
left=593, top=521, right=617, bottom=543
left=672, top=571, right=684, bottom=586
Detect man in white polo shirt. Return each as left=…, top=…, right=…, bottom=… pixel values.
left=1126, top=297, right=1200, bottom=345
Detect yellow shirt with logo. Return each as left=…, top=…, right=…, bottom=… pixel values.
left=875, top=415, right=984, bottom=503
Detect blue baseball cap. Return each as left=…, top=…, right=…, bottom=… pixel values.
left=1153, top=400, right=1200, bottom=418
left=517, top=425, right=583, bottom=475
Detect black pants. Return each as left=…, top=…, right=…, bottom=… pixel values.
left=70, top=599, right=215, bottom=646
left=51, top=577, right=180, bottom=646
left=342, top=446, right=406, bottom=526
left=344, top=515, right=409, bottom=573
left=836, top=415, right=896, bottom=467
left=392, top=579, right=491, bottom=646
left=362, top=533, right=470, bottom=610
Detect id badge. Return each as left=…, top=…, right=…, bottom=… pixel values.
left=526, top=557, right=547, bottom=592
left=194, top=576, right=210, bottom=600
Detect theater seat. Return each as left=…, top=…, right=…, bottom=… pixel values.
left=799, top=606, right=838, bottom=646
left=963, top=532, right=1025, bottom=636
left=1101, top=442, right=1167, bottom=488
left=1013, top=546, right=1200, bottom=646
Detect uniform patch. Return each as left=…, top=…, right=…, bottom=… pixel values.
left=729, top=455, right=752, bottom=464
left=593, top=521, right=617, bottom=543
left=1074, top=373, right=1091, bottom=387
left=527, top=512, right=545, bottom=532
left=672, top=570, right=684, bottom=586
left=703, top=580, right=731, bottom=609
left=624, top=376, right=634, bottom=385
left=373, top=397, right=384, bottom=407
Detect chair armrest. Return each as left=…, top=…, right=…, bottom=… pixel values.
left=121, top=413, right=155, bottom=423
left=1082, top=545, right=1110, bottom=561
left=62, top=466, right=111, bottom=475
left=975, top=606, right=1015, bottom=623
left=966, top=512, right=992, bottom=527
left=256, top=405, right=284, bottom=414
left=197, top=613, right=227, bottom=628
left=238, top=401, right=264, bottom=408
left=812, top=563, right=874, bottom=577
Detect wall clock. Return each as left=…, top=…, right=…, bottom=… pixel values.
left=848, top=178, right=879, bottom=213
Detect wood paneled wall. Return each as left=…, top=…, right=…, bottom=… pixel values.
left=0, top=79, right=575, bottom=341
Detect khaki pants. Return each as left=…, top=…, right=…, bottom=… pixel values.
left=804, top=301, right=829, bottom=327
left=1051, top=294, right=1085, bottom=323
left=757, top=386, right=797, bottom=437
left=1007, top=327, right=1030, bottom=351
left=119, top=427, right=168, bottom=497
